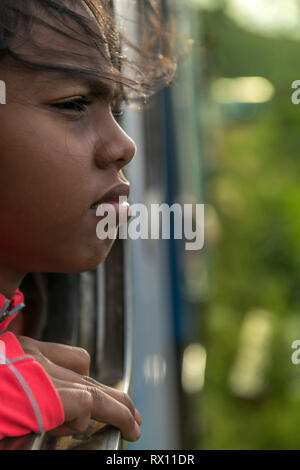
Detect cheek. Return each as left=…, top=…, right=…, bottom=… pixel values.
left=0, top=106, right=114, bottom=272
left=0, top=109, right=95, bottom=221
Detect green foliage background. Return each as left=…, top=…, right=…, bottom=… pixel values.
left=197, top=7, right=300, bottom=449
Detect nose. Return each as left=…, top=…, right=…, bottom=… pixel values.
left=94, top=113, right=137, bottom=170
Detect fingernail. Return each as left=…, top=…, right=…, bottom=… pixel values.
left=134, top=422, right=141, bottom=440
left=135, top=408, right=142, bottom=425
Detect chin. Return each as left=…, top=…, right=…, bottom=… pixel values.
left=46, top=234, right=118, bottom=274
left=75, top=237, right=116, bottom=272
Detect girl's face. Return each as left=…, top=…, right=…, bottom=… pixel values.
left=0, top=4, right=136, bottom=287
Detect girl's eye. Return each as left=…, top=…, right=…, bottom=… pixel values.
left=51, top=97, right=92, bottom=114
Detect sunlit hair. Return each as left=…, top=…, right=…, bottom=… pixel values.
left=0, top=0, right=178, bottom=109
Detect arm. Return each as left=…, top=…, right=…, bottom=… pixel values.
left=0, top=332, right=64, bottom=439
left=0, top=289, right=141, bottom=442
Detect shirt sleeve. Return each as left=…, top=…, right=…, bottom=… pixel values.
left=0, top=288, right=25, bottom=332
left=0, top=331, right=65, bottom=440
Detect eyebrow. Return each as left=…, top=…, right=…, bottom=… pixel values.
left=78, top=76, right=117, bottom=101
left=42, top=70, right=117, bottom=101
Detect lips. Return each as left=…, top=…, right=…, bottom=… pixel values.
left=90, top=183, right=130, bottom=210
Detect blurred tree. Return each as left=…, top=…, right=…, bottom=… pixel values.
left=197, top=5, right=300, bottom=449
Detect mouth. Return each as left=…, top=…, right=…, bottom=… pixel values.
left=89, top=183, right=131, bottom=219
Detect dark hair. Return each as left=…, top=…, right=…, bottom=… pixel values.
left=0, top=0, right=178, bottom=108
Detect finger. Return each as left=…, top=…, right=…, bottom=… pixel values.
left=52, top=377, right=140, bottom=442
left=84, top=378, right=142, bottom=426
left=81, top=376, right=139, bottom=421
left=135, top=409, right=142, bottom=426
left=85, top=385, right=141, bottom=442
left=36, top=340, right=91, bottom=376
left=31, top=353, right=85, bottom=384
left=39, top=360, right=141, bottom=426
left=20, top=336, right=143, bottom=427
left=70, top=375, right=142, bottom=426
left=51, top=387, right=93, bottom=436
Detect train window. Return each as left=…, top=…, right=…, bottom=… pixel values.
left=43, top=238, right=132, bottom=450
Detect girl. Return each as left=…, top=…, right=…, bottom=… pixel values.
left=0, top=0, right=176, bottom=441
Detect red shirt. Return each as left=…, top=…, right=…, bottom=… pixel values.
left=0, top=289, right=65, bottom=440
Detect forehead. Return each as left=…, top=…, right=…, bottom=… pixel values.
left=0, top=0, right=118, bottom=99
left=11, top=0, right=111, bottom=74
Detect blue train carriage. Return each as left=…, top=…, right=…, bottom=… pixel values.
left=124, top=0, right=207, bottom=450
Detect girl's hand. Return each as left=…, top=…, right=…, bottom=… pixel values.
left=16, top=336, right=142, bottom=441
